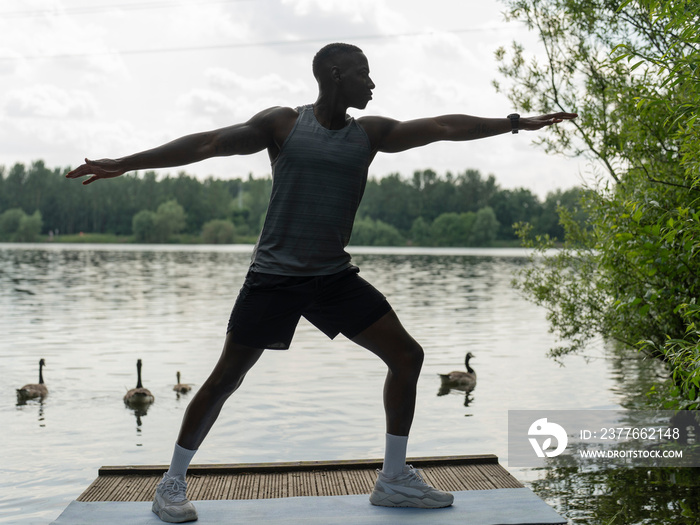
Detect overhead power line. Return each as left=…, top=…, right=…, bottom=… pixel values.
left=2, top=27, right=510, bottom=61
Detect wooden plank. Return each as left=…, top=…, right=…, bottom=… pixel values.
left=78, top=455, right=519, bottom=503
left=477, top=463, right=523, bottom=489
left=97, top=454, right=498, bottom=476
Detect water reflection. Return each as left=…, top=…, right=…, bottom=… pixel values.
left=531, top=464, right=700, bottom=524
left=670, top=411, right=700, bottom=446
left=436, top=384, right=475, bottom=407
left=526, top=345, right=700, bottom=524
left=15, top=398, right=47, bottom=428
left=127, top=405, right=150, bottom=429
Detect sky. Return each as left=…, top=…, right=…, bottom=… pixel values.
left=0, top=0, right=587, bottom=198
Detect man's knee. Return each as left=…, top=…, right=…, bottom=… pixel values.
left=411, top=340, right=425, bottom=367
left=204, top=340, right=263, bottom=398
left=397, top=339, right=424, bottom=377
left=200, top=369, right=245, bottom=400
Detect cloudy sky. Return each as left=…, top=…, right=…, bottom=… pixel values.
left=0, top=0, right=586, bottom=197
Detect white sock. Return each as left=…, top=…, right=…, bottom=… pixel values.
left=166, top=443, right=197, bottom=479
left=382, top=433, right=408, bottom=478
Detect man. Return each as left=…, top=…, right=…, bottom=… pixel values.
left=67, top=42, right=576, bottom=523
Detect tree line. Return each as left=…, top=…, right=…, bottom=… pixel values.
left=0, top=160, right=583, bottom=246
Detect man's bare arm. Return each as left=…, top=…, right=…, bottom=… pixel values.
left=359, top=112, right=578, bottom=154
left=67, top=106, right=296, bottom=185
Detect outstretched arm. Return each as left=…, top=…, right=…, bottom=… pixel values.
left=359, top=112, right=577, bottom=154
left=66, top=106, right=295, bottom=185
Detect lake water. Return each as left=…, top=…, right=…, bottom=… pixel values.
left=0, top=244, right=662, bottom=524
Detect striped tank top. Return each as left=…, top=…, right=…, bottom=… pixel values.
left=249, top=104, right=372, bottom=276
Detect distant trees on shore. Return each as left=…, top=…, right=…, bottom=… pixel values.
left=0, top=208, right=43, bottom=242
left=0, top=161, right=584, bottom=246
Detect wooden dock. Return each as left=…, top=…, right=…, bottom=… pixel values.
left=54, top=455, right=568, bottom=524
left=78, top=455, right=523, bottom=502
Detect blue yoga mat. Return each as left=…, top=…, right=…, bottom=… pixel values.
left=52, top=488, right=567, bottom=525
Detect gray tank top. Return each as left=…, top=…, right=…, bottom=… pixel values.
left=249, top=104, right=372, bottom=276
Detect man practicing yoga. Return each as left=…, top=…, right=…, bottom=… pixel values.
left=67, top=42, right=576, bottom=522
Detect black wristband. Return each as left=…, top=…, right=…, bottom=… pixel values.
left=507, top=113, right=520, bottom=134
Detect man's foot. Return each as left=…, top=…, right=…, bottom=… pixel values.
left=369, top=465, right=454, bottom=508
left=152, top=472, right=198, bottom=523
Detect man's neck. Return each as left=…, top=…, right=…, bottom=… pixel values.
left=313, top=95, right=349, bottom=130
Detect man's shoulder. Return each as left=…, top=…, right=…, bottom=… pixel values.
left=355, top=115, right=399, bottom=144
left=253, top=105, right=300, bottom=124
left=356, top=115, right=398, bottom=129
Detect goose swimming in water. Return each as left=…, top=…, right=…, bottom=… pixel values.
left=173, top=371, right=192, bottom=394
left=439, top=352, right=476, bottom=392
left=124, top=359, right=154, bottom=407
left=17, top=358, right=48, bottom=401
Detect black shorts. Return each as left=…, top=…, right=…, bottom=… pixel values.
left=227, top=266, right=392, bottom=350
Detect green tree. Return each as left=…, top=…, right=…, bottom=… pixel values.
left=0, top=208, right=26, bottom=240
left=453, top=170, right=499, bottom=213
left=203, top=178, right=235, bottom=224
left=2, top=164, right=28, bottom=214
left=132, top=210, right=157, bottom=243
left=469, top=206, right=500, bottom=246
left=202, top=219, right=236, bottom=244
left=153, top=199, right=186, bottom=242
left=15, top=211, right=42, bottom=242
left=488, top=187, right=541, bottom=240
left=535, top=188, right=587, bottom=240
left=240, top=175, right=272, bottom=232
left=431, top=212, right=476, bottom=246
left=498, top=0, right=700, bottom=405
left=0, top=208, right=42, bottom=242
left=349, top=217, right=404, bottom=246
left=357, top=173, right=420, bottom=232
left=409, top=216, right=432, bottom=246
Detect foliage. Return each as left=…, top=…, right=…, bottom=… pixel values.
left=430, top=212, right=476, bottom=247
left=359, top=169, right=500, bottom=232
left=132, top=210, right=157, bottom=243
left=131, top=199, right=186, bottom=243
left=0, top=208, right=42, bottom=242
left=16, top=211, right=43, bottom=242
left=154, top=199, right=186, bottom=240
left=0, top=161, right=584, bottom=246
left=202, top=219, right=236, bottom=244
left=409, top=216, right=432, bottom=246
left=0, top=208, right=25, bottom=239
left=402, top=207, right=500, bottom=247
left=350, top=217, right=404, bottom=246
left=357, top=168, right=583, bottom=244
left=471, top=207, right=501, bottom=246
left=498, top=0, right=700, bottom=404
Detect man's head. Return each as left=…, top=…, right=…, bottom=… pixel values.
left=312, top=43, right=363, bottom=81
left=313, top=43, right=375, bottom=109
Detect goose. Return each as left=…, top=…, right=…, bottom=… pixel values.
left=439, top=352, right=477, bottom=392
left=17, top=358, right=48, bottom=400
left=124, top=359, right=154, bottom=407
left=173, top=371, right=192, bottom=394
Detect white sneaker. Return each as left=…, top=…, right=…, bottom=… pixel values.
left=369, top=465, right=454, bottom=508
left=152, top=472, right=198, bottom=523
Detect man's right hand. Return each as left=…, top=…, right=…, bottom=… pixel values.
left=66, top=158, right=126, bottom=185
